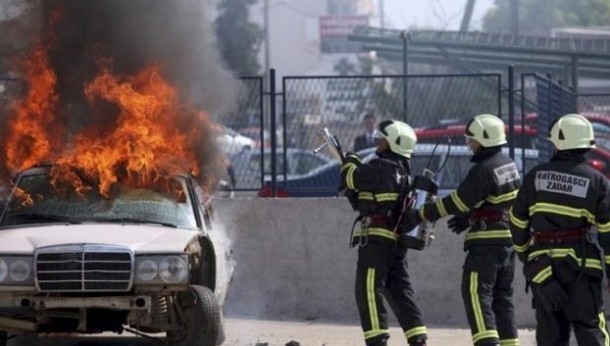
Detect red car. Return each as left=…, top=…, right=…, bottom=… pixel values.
left=415, top=121, right=610, bottom=179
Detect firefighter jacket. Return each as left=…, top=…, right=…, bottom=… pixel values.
left=509, top=150, right=610, bottom=280
left=341, top=151, right=410, bottom=245
left=419, top=147, right=521, bottom=250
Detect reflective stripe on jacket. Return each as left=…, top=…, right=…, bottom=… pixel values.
left=419, top=147, right=521, bottom=249
left=341, top=153, right=409, bottom=244
left=509, top=151, right=610, bottom=277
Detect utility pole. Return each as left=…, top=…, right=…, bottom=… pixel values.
left=379, top=0, right=384, bottom=30
left=459, top=0, right=476, bottom=32
left=509, top=0, right=519, bottom=36
left=263, top=0, right=270, bottom=82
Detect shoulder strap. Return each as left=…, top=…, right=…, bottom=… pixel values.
left=388, top=161, right=413, bottom=223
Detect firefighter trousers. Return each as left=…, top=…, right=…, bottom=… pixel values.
left=461, top=246, right=519, bottom=346
left=355, top=240, right=427, bottom=346
left=533, top=262, right=610, bottom=346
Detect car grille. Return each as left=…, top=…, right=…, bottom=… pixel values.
left=35, top=245, right=133, bottom=292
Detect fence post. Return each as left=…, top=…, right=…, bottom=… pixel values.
left=401, top=30, right=410, bottom=122
left=508, top=66, right=515, bottom=160
left=269, top=68, right=277, bottom=197
left=571, top=55, right=579, bottom=93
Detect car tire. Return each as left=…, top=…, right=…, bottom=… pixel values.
left=7, top=333, right=38, bottom=346
left=170, top=285, right=223, bottom=346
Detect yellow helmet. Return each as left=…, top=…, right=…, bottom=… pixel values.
left=378, top=120, right=417, bottom=158
left=549, top=114, right=595, bottom=151
left=464, top=114, right=507, bottom=147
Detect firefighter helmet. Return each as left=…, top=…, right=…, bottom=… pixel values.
left=378, top=120, right=417, bottom=158
left=548, top=113, right=595, bottom=151
left=464, top=114, right=507, bottom=147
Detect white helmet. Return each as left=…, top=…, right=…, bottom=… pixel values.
left=378, top=120, right=417, bottom=158
left=464, top=114, right=507, bottom=147
left=549, top=113, right=595, bottom=151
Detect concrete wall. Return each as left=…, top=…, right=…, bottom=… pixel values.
left=212, top=198, right=537, bottom=327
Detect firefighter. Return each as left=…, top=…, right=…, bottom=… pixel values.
left=509, top=114, right=610, bottom=346
left=405, top=114, right=521, bottom=346
left=341, top=119, right=427, bottom=346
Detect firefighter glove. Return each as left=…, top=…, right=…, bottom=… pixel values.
left=517, top=251, right=528, bottom=263
left=341, top=151, right=361, bottom=166
left=447, top=214, right=470, bottom=234
left=341, top=188, right=359, bottom=211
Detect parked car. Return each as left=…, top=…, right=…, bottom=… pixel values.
left=230, top=148, right=333, bottom=190
left=415, top=124, right=538, bottom=149
left=257, top=144, right=540, bottom=198
left=216, top=125, right=255, bottom=157
left=236, top=127, right=271, bottom=149
left=415, top=120, right=610, bottom=178
left=0, top=165, right=233, bottom=346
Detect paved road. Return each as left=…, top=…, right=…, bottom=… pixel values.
left=5, top=318, right=546, bottom=346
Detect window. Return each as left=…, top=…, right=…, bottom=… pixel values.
left=294, top=153, right=328, bottom=175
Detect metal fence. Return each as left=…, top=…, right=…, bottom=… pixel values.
left=227, top=72, right=504, bottom=195
left=515, top=73, right=610, bottom=177
left=282, top=73, right=501, bottom=152
left=225, top=70, right=610, bottom=197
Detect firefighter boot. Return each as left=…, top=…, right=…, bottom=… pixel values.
left=410, top=338, right=427, bottom=346
left=368, top=338, right=388, bottom=346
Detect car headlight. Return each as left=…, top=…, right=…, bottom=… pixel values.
left=135, top=255, right=189, bottom=285
left=136, top=260, right=158, bottom=282
left=159, top=256, right=188, bottom=284
left=0, top=257, right=33, bottom=286
left=0, top=259, right=7, bottom=283
left=9, top=260, right=30, bottom=282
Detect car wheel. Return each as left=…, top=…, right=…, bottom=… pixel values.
left=7, top=333, right=38, bottom=346
left=169, top=285, right=223, bottom=346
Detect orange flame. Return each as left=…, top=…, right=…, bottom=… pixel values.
left=5, top=46, right=62, bottom=172
left=5, top=44, right=221, bottom=199
left=52, top=63, right=205, bottom=197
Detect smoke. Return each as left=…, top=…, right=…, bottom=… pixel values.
left=0, top=0, right=241, bottom=190
left=43, top=0, right=238, bottom=119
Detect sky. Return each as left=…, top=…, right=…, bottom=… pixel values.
left=384, top=0, right=496, bottom=31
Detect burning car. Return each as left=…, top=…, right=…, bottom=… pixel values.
left=0, top=164, right=233, bottom=345
left=0, top=2, right=239, bottom=344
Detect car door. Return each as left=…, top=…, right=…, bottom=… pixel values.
left=292, top=152, right=331, bottom=176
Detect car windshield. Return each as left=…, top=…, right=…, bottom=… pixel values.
left=0, top=169, right=198, bottom=229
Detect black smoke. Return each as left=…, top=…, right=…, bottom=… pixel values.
left=0, top=0, right=239, bottom=190
left=42, top=0, right=237, bottom=129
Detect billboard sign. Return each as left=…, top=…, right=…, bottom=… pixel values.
left=319, top=15, right=368, bottom=54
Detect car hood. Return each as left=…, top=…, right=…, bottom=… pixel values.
left=0, top=224, right=200, bottom=254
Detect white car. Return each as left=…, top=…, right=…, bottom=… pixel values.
left=0, top=165, right=234, bottom=346
left=217, top=126, right=255, bottom=157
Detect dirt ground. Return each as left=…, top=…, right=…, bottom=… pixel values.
left=9, top=317, right=540, bottom=346
left=222, top=318, right=539, bottom=346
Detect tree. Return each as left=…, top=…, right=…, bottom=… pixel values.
left=482, top=0, right=610, bottom=35
left=214, top=0, right=263, bottom=76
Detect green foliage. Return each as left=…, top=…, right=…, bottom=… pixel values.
left=214, top=0, right=263, bottom=76
left=482, top=0, right=610, bottom=34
